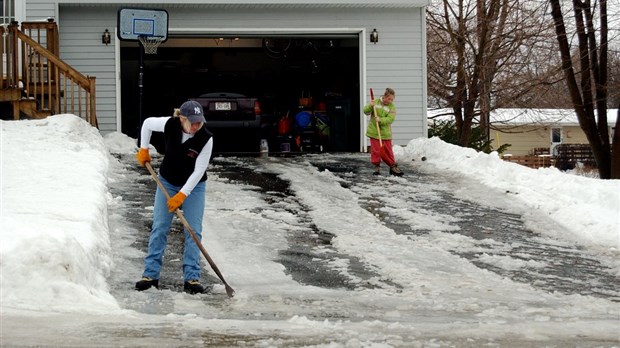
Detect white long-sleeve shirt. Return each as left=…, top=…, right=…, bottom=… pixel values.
left=140, top=117, right=213, bottom=196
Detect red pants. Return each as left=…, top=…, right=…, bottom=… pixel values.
left=370, top=138, right=395, bottom=167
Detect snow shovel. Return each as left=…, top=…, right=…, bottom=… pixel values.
left=145, top=162, right=235, bottom=298
left=369, top=88, right=383, bottom=147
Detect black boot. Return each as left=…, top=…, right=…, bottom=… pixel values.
left=184, top=279, right=205, bottom=294
left=135, top=277, right=159, bottom=291
left=373, top=164, right=381, bottom=175
left=389, top=164, right=404, bottom=176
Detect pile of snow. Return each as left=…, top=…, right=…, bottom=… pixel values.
left=396, top=137, right=620, bottom=250
left=1, top=115, right=120, bottom=313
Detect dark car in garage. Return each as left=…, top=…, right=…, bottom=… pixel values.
left=190, top=92, right=273, bottom=153
left=191, top=92, right=262, bottom=129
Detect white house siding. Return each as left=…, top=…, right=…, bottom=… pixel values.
left=25, top=1, right=429, bottom=144
left=57, top=7, right=118, bottom=133
left=24, top=1, right=56, bottom=21
left=366, top=11, right=427, bottom=143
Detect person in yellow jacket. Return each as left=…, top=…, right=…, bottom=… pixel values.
left=363, top=88, right=403, bottom=176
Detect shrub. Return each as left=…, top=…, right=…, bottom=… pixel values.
left=428, top=119, right=511, bottom=154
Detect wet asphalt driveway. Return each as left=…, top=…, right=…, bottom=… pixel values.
left=103, top=152, right=619, bottom=347
left=111, top=152, right=619, bottom=301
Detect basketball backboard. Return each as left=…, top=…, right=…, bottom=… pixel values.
left=117, top=8, right=169, bottom=41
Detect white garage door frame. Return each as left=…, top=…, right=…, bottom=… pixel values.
left=115, top=27, right=369, bottom=152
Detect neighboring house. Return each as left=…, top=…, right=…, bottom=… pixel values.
left=428, top=108, right=618, bottom=156
left=10, top=0, right=431, bottom=152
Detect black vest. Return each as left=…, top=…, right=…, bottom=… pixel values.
left=160, top=118, right=212, bottom=187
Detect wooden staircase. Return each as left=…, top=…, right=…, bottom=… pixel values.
left=0, top=20, right=98, bottom=127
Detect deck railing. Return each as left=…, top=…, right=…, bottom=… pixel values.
left=1, top=20, right=97, bottom=127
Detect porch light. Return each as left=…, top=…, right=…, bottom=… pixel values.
left=102, top=29, right=111, bottom=45
left=370, top=28, right=378, bottom=44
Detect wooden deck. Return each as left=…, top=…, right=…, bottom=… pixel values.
left=1, top=20, right=97, bottom=126
left=501, top=154, right=555, bottom=169
left=502, top=144, right=598, bottom=170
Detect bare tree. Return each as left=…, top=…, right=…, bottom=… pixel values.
left=607, top=49, right=620, bottom=107
left=549, top=0, right=619, bottom=178
left=427, top=0, right=554, bottom=147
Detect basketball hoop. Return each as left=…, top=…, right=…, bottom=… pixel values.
left=138, top=35, right=164, bottom=54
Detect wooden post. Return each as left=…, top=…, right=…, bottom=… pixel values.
left=89, top=76, right=97, bottom=127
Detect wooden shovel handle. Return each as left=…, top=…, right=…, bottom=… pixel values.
left=370, top=88, right=383, bottom=147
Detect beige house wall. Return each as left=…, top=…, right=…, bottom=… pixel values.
left=563, top=126, right=589, bottom=143
left=491, top=125, right=596, bottom=156
left=491, top=126, right=548, bottom=156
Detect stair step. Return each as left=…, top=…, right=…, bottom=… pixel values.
left=0, top=88, right=22, bottom=102
left=18, top=99, right=50, bottom=119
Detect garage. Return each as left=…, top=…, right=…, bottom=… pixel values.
left=119, top=34, right=361, bottom=154
left=46, top=2, right=428, bottom=149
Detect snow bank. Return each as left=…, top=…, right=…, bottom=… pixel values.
left=1, top=115, right=119, bottom=313
left=398, top=137, right=620, bottom=250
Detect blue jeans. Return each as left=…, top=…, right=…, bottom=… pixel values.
left=143, top=176, right=206, bottom=282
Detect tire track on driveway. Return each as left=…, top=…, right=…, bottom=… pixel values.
left=209, top=156, right=396, bottom=291
left=308, top=153, right=620, bottom=301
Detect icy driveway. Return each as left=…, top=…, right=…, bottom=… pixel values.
left=6, top=153, right=620, bottom=347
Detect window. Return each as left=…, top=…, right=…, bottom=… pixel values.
left=551, top=128, right=561, bottom=143
left=1, top=0, right=15, bottom=25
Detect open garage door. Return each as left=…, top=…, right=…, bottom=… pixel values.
left=119, top=33, right=361, bottom=154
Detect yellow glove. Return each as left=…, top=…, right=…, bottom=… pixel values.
left=167, top=192, right=187, bottom=212
left=136, top=148, right=151, bottom=166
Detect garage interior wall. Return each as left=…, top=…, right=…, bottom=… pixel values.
left=50, top=4, right=425, bottom=147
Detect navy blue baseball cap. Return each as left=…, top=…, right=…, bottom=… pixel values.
left=180, top=100, right=206, bottom=123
